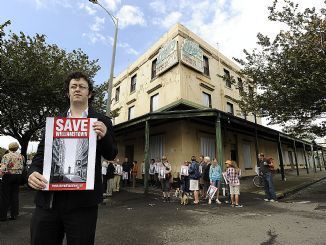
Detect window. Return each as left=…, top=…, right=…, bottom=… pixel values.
left=242, top=143, right=252, bottom=169
left=150, top=93, right=159, bottom=112
left=115, top=86, right=120, bottom=102
left=202, top=92, right=212, bottom=108
left=237, top=78, right=243, bottom=93
left=130, top=74, right=137, bottom=93
left=151, top=58, right=157, bottom=79
left=203, top=56, right=210, bottom=76
left=200, top=136, right=215, bottom=160
left=128, top=106, right=135, bottom=120
left=226, top=102, right=234, bottom=115
left=224, top=69, right=231, bottom=88
left=150, top=134, right=165, bottom=161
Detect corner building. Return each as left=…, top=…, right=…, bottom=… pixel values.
left=111, top=23, right=323, bottom=180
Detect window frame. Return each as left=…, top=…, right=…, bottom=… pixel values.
left=115, top=86, right=120, bottom=102
left=224, top=68, right=231, bottom=88
left=150, top=93, right=159, bottom=112
left=128, top=106, right=135, bottom=120
left=226, top=102, right=234, bottom=115
left=203, top=56, right=210, bottom=76
left=202, top=92, right=212, bottom=108
left=130, top=74, right=137, bottom=93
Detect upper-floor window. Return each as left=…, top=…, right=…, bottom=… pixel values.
left=151, top=58, right=157, bottom=79
left=202, top=92, right=212, bottom=108
left=203, top=56, right=210, bottom=76
left=128, top=106, right=135, bottom=120
left=226, top=102, right=234, bottom=115
left=237, top=78, right=244, bottom=93
left=150, top=93, right=159, bottom=112
left=130, top=74, right=137, bottom=93
left=224, top=69, right=231, bottom=88
left=115, top=86, right=120, bottom=102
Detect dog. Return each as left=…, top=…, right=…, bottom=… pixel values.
left=180, top=193, right=189, bottom=205
left=174, top=188, right=181, bottom=198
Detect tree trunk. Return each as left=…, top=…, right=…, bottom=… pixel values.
left=19, top=137, right=30, bottom=166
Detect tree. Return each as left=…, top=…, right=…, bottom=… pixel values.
left=0, top=21, right=105, bottom=160
left=234, top=0, right=326, bottom=139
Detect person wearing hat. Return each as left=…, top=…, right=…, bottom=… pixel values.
left=0, top=142, right=24, bottom=221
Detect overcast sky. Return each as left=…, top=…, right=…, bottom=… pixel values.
left=0, top=0, right=323, bottom=152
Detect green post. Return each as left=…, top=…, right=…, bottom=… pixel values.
left=311, top=145, right=317, bottom=173
left=321, top=148, right=326, bottom=170
left=293, top=140, right=299, bottom=176
left=144, top=120, right=150, bottom=194
left=277, top=134, right=285, bottom=181
left=315, top=147, right=322, bottom=171
left=303, top=144, right=309, bottom=174
left=215, top=113, right=223, bottom=169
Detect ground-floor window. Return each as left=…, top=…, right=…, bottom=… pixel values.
left=200, top=136, right=216, bottom=160
left=150, top=134, right=165, bottom=161
left=242, top=143, right=252, bottom=169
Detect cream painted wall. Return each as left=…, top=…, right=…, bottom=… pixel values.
left=111, top=23, right=262, bottom=125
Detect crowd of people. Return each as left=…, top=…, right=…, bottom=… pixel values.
left=101, top=153, right=277, bottom=208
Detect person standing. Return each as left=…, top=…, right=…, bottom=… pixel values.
left=198, top=155, right=206, bottom=199
left=131, top=160, right=138, bottom=188
left=113, top=159, right=122, bottom=192
left=158, top=156, right=172, bottom=202
left=202, top=156, right=211, bottom=200
left=149, top=159, right=156, bottom=187
left=102, top=160, right=109, bottom=197
left=258, top=153, right=277, bottom=202
left=0, top=142, right=24, bottom=221
left=226, top=160, right=243, bottom=207
left=188, top=156, right=201, bottom=204
left=122, top=157, right=131, bottom=187
left=106, top=161, right=115, bottom=197
left=208, top=158, right=222, bottom=204
left=27, top=72, right=117, bottom=245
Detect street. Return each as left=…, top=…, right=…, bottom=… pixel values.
left=1, top=179, right=326, bottom=245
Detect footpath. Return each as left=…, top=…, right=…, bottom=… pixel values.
left=120, top=168, right=326, bottom=202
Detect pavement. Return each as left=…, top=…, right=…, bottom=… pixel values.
left=122, top=168, right=326, bottom=201
left=1, top=168, right=326, bottom=245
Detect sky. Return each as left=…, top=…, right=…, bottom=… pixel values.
left=0, top=0, right=324, bottom=152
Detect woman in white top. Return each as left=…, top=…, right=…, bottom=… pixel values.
left=159, top=156, right=172, bottom=202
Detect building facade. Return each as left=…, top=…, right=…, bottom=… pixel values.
left=111, top=24, right=323, bottom=180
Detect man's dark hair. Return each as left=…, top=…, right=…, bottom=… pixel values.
left=191, top=156, right=196, bottom=161
left=64, top=71, right=95, bottom=102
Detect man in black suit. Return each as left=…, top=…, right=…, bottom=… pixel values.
left=27, top=72, right=118, bottom=245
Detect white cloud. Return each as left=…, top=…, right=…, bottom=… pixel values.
left=82, top=33, right=139, bottom=56
left=79, top=3, right=97, bottom=15
left=102, top=0, right=121, bottom=12
left=149, top=0, right=167, bottom=14
left=90, top=16, right=105, bottom=32
left=116, top=5, right=146, bottom=29
left=155, top=11, right=182, bottom=29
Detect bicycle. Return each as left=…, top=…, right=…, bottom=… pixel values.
left=253, top=167, right=264, bottom=188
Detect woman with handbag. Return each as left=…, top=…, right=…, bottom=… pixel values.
left=158, top=156, right=172, bottom=202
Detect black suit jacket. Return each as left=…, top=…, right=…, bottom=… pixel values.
left=28, top=108, right=118, bottom=210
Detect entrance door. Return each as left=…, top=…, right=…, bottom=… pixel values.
left=125, top=145, right=134, bottom=163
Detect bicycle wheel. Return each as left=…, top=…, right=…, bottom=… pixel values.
left=253, top=175, right=264, bottom=188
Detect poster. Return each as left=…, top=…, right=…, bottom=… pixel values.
left=43, top=117, right=97, bottom=191
left=158, top=167, right=166, bottom=179
left=207, top=185, right=218, bottom=199
left=180, top=166, right=189, bottom=176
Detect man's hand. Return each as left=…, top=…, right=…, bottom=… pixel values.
left=28, top=172, right=47, bottom=190
left=93, top=121, right=107, bottom=140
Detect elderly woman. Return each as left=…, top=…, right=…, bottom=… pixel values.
left=0, top=142, right=24, bottom=221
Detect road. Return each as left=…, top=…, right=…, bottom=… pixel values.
left=1, top=179, right=326, bottom=245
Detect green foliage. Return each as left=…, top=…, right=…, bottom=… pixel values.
left=0, top=21, right=103, bottom=156
left=234, top=0, right=326, bottom=139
